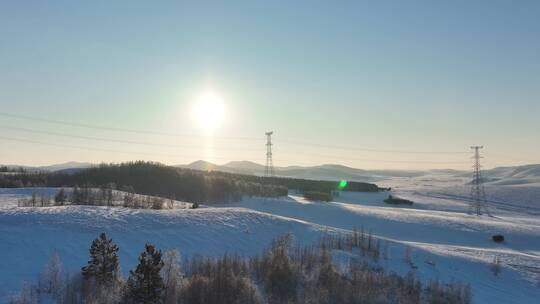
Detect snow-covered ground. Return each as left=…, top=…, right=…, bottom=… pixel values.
left=0, top=188, right=344, bottom=301
left=1, top=176, right=540, bottom=303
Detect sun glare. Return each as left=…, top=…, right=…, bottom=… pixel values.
left=192, top=92, right=225, bottom=131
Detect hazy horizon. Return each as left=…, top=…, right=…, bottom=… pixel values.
left=2, top=1, right=540, bottom=170
left=5, top=158, right=540, bottom=173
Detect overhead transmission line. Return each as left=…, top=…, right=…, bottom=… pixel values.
left=0, top=124, right=469, bottom=164
left=0, top=112, right=259, bottom=141
left=0, top=125, right=263, bottom=152
left=0, top=134, right=470, bottom=166
left=0, top=135, right=259, bottom=162
left=0, top=111, right=471, bottom=155
left=3, top=125, right=453, bottom=163
left=278, top=139, right=469, bottom=155
left=0, top=135, right=181, bottom=158
left=0, top=135, right=333, bottom=166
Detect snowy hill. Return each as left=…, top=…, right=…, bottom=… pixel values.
left=176, top=160, right=424, bottom=182
left=222, top=160, right=266, bottom=175
left=178, top=160, right=220, bottom=171
left=1, top=162, right=93, bottom=173
left=38, top=162, right=93, bottom=172
left=481, top=164, right=540, bottom=186
left=484, top=164, right=540, bottom=179
left=1, top=185, right=540, bottom=303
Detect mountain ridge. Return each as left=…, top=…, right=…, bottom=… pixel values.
left=4, top=160, right=540, bottom=184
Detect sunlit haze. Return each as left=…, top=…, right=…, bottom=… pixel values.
left=2, top=3, right=540, bottom=302
left=1, top=1, right=540, bottom=170
left=192, top=92, right=226, bottom=131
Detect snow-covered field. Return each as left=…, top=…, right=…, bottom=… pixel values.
left=1, top=173, right=540, bottom=303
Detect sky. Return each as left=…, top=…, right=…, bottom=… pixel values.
left=1, top=0, right=539, bottom=170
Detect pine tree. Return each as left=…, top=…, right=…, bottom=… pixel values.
left=81, top=232, right=119, bottom=285
left=127, top=243, right=165, bottom=304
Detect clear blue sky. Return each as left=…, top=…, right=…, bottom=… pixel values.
left=1, top=0, right=539, bottom=169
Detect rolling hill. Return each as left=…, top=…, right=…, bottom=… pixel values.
left=177, top=160, right=424, bottom=182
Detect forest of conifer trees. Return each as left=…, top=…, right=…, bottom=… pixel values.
left=0, top=161, right=382, bottom=204
left=8, top=233, right=471, bottom=304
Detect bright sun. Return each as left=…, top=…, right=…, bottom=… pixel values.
left=192, top=92, right=225, bottom=130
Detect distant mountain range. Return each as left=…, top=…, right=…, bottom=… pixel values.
left=175, top=161, right=540, bottom=185
left=4, top=160, right=540, bottom=185
left=3, top=162, right=93, bottom=174
left=177, top=160, right=426, bottom=182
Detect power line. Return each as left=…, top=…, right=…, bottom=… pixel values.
left=279, top=139, right=469, bottom=155
left=0, top=112, right=261, bottom=141
left=6, top=125, right=467, bottom=163
left=1, top=112, right=534, bottom=169
left=2, top=124, right=520, bottom=165
left=0, top=111, right=471, bottom=155
left=0, top=135, right=180, bottom=158
left=0, top=135, right=471, bottom=166
left=0, top=135, right=335, bottom=167
left=0, top=125, right=264, bottom=152
left=281, top=150, right=469, bottom=165
left=0, top=113, right=514, bottom=166
left=0, top=135, right=290, bottom=164
left=488, top=152, right=539, bottom=164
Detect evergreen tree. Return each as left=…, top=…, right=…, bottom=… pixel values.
left=127, top=243, right=165, bottom=304
left=81, top=232, right=119, bottom=285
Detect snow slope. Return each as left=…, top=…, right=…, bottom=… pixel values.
left=0, top=188, right=340, bottom=300
left=226, top=194, right=540, bottom=302
left=1, top=185, right=540, bottom=303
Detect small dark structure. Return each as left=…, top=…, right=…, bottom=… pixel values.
left=384, top=195, right=413, bottom=205
left=492, top=234, right=505, bottom=243
left=303, top=191, right=333, bottom=202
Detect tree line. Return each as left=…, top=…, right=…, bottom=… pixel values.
left=0, top=166, right=27, bottom=173
left=0, top=162, right=382, bottom=203
left=9, top=233, right=472, bottom=304
left=208, top=170, right=383, bottom=193
left=17, top=187, right=192, bottom=210
left=1, top=162, right=288, bottom=203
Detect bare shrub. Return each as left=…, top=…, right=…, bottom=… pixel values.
left=9, top=233, right=471, bottom=304
left=319, top=228, right=381, bottom=261
left=490, top=255, right=502, bottom=276
left=39, top=252, right=64, bottom=298
left=161, top=249, right=183, bottom=304
left=7, top=282, right=39, bottom=304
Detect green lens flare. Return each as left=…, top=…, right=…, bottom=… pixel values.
left=338, top=180, right=347, bottom=189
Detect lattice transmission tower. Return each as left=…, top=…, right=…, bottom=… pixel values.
left=264, top=131, right=274, bottom=177
left=469, top=146, right=490, bottom=216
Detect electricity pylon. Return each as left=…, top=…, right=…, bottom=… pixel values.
left=264, top=131, right=274, bottom=177
left=469, top=146, right=490, bottom=216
